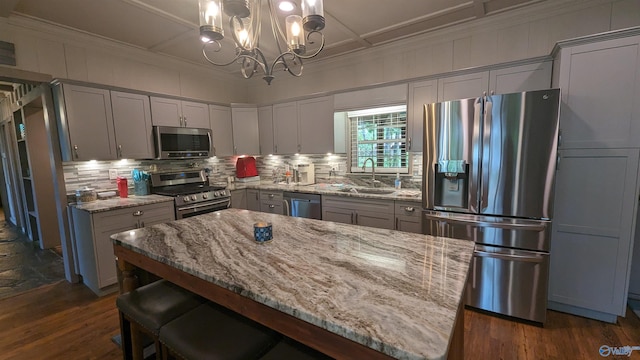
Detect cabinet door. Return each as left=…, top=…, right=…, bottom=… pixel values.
left=322, top=206, right=353, bottom=225
left=258, top=105, right=274, bottom=155
left=247, top=189, right=261, bottom=211
left=181, top=101, right=210, bottom=129
left=557, top=37, right=640, bottom=149
left=63, top=84, right=116, bottom=161
left=549, top=148, right=639, bottom=317
left=150, top=97, right=182, bottom=127
left=273, top=101, right=299, bottom=154
left=231, top=106, right=260, bottom=155
left=261, top=202, right=284, bottom=215
left=209, top=105, right=234, bottom=156
left=395, top=202, right=422, bottom=233
left=298, top=96, right=334, bottom=154
left=437, top=71, right=489, bottom=101
left=111, top=91, right=154, bottom=159
left=231, top=189, right=247, bottom=209
left=355, top=210, right=394, bottom=230
left=334, top=84, right=408, bottom=111
left=488, top=61, right=552, bottom=94
left=396, top=217, right=422, bottom=234
left=407, top=80, right=437, bottom=152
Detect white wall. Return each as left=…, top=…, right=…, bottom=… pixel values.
left=0, top=16, right=248, bottom=103
left=247, top=0, right=640, bottom=104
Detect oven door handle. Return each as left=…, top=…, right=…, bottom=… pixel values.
left=178, top=199, right=230, bottom=212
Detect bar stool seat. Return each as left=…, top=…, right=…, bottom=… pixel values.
left=259, top=338, right=333, bottom=360
left=159, top=302, right=280, bottom=360
left=116, top=280, right=204, bottom=358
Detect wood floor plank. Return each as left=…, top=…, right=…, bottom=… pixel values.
left=1, top=281, right=639, bottom=359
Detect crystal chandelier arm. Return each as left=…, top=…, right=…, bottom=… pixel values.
left=202, top=41, right=242, bottom=66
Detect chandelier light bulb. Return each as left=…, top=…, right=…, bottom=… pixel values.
left=286, top=15, right=305, bottom=55
left=278, top=1, right=295, bottom=12
left=199, top=0, right=224, bottom=41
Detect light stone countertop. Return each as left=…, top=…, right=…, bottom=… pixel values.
left=70, top=194, right=174, bottom=213
left=111, top=208, right=473, bottom=360
left=229, top=182, right=423, bottom=203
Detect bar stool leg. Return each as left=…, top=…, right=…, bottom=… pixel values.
left=119, top=311, right=133, bottom=360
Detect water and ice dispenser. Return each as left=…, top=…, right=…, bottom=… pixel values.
left=433, top=160, right=469, bottom=209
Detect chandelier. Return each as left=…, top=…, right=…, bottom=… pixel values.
left=198, top=0, right=326, bottom=85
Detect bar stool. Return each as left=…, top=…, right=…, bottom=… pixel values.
left=159, top=302, right=280, bottom=360
left=116, top=280, right=205, bottom=360
left=259, top=338, right=333, bottom=360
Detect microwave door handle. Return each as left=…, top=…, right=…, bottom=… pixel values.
left=208, top=132, right=213, bottom=155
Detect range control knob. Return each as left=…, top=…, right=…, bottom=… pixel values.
left=183, top=196, right=190, bottom=202
left=214, top=191, right=219, bottom=197
left=190, top=195, right=197, bottom=201
left=202, top=193, right=209, bottom=199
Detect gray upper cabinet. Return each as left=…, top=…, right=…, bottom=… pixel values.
left=334, top=84, right=407, bottom=111
left=273, top=101, right=299, bottom=154
left=209, top=104, right=234, bottom=156
left=298, top=96, right=334, bottom=154
left=150, top=96, right=210, bottom=128
left=231, top=105, right=260, bottom=155
left=111, top=91, right=154, bottom=159
left=488, top=61, right=552, bottom=94
left=58, top=84, right=117, bottom=161
left=258, top=105, right=274, bottom=155
left=272, top=96, right=334, bottom=155
left=407, top=79, right=436, bottom=152
left=437, top=71, right=490, bottom=101
left=556, top=37, right=640, bottom=149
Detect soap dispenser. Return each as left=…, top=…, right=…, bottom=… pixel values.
left=395, top=172, right=402, bottom=189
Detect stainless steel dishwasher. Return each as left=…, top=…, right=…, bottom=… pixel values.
left=283, top=192, right=321, bottom=220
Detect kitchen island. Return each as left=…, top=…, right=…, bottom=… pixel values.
left=111, top=209, right=474, bottom=360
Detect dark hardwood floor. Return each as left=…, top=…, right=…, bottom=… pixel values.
left=0, top=280, right=638, bottom=359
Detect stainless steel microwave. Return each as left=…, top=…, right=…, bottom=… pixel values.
left=153, top=126, right=212, bottom=159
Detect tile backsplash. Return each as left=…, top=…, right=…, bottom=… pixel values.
left=62, top=153, right=423, bottom=194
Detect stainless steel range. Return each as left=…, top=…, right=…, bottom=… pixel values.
left=150, top=169, right=230, bottom=219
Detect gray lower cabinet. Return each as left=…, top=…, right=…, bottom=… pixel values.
left=548, top=148, right=639, bottom=322
left=70, top=201, right=174, bottom=296
left=394, top=202, right=421, bottom=233
left=247, top=189, right=260, bottom=211
left=322, top=196, right=394, bottom=230
left=230, top=189, right=247, bottom=209
left=260, top=190, right=284, bottom=215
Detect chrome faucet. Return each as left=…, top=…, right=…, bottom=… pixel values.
left=362, top=157, right=378, bottom=184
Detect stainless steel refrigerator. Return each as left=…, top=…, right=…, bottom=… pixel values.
left=422, top=88, right=560, bottom=323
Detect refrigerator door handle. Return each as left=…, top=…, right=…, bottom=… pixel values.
left=469, top=98, right=483, bottom=213
left=480, top=96, right=492, bottom=212
left=423, top=213, right=547, bottom=231
left=474, top=249, right=546, bottom=263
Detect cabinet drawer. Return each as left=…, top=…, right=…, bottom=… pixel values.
left=261, top=202, right=284, bottom=214
left=93, top=202, right=174, bottom=231
left=260, top=191, right=283, bottom=202
left=322, top=195, right=394, bottom=213
left=395, top=201, right=420, bottom=218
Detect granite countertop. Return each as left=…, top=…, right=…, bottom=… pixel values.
left=70, top=194, right=174, bottom=213
left=229, top=182, right=422, bottom=203
left=111, top=208, right=473, bottom=360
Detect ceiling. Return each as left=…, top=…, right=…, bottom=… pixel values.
left=2, top=0, right=547, bottom=76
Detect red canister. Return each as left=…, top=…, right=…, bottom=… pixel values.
left=117, top=177, right=128, bottom=198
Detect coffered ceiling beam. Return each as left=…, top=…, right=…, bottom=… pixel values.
left=0, top=0, right=19, bottom=18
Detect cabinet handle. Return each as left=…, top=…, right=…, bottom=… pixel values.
left=184, top=117, right=187, bottom=127
left=395, top=217, right=399, bottom=230
left=405, top=206, right=415, bottom=212
left=297, top=144, right=301, bottom=152
left=255, top=192, right=259, bottom=200
left=73, top=145, right=79, bottom=159
left=234, top=146, right=238, bottom=155
left=407, top=137, right=411, bottom=150
left=179, top=116, right=183, bottom=127
left=268, top=194, right=274, bottom=198
left=275, top=145, right=278, bottom=154
left=269, top=204, right=275, bottom=209
left=133, top=210, right=144, bottom=216
left=558, top=129, right=562, bottom=147
left=140, top=221, right=145, bottom=228
left=213, top=146, right=216, bottom=156
left=355, top=212, right=358, bottom=224
left=556, top=154, right=560, bottom=171
left=351, top=212, right=354, bottom=224
left=117, top=144, right=122, bottom=158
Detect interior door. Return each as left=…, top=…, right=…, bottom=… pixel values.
left=0, top=121, right=22, bottom=227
